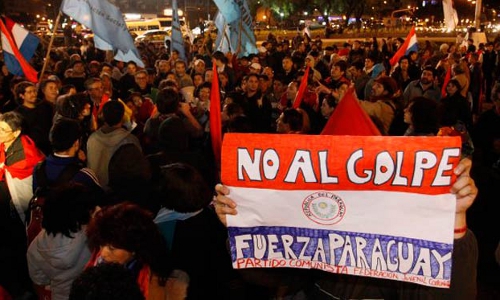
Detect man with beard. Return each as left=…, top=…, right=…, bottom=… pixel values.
left=402, top=66, right=441, bottom=106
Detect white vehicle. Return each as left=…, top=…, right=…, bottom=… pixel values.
left=126, top=16, right=186, bottom=37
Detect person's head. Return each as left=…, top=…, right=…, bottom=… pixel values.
left=50, top=119, right=82, bottom=154
left=282, top=56, right=293, bottom=72
left=445, top=79, right=461, bottom=96
left=126, top=61, right=138, bottom=75
left=276, top=108, right=303, bottom=133
left=158, top=163, right=212, bottom=213
left=249, top=63, right=262, bottom=74
left=364, top=56, right=376, bottom=70
left=420, top=66, right=436, bottom=85
left=372, top=77, right=398, bottom=98
left=404, top=96, right=438, bottom=134
left=85, top=78, right=104, bottom=102
left=15, top=81, right=37, bottom=107
left=193, top=73, right=204, bottom=88
left=157, top=60, right=170, bottom=74
left=204, top=69, right=213, bottom=83
left=331, top=60, right=347, bottom=80
left=69, top=263, right=145, bottom=300
left=86, top=202, right=171, bottom=278
left=258, top=74, right=271, bottom=92
left=174, top=60, right=187, bottom=76
left=286, top=81, right=299, bottom=101
left=398, top=56, right=410, bottom=71
left=218, top=71, right=229, bottom=87
left=60, top=84, right=77, bottom=96
left=262, top=67, right=274, bottom=81
left=212, top=51, right=226, bottom=67
left=193, top=59, right=206, bottom=74
left=71, top=61, right=86, bottom=76
left=197, top=82, right=211, bottom=102
left=157, top=115, right=188, bottom=151
left=321, top=95, right=336, bottom=118
left=272, top=76, right=285, bottom=95
left=42, top=183, right=100, bottom=238
left=39, top=79, right=59, bottom=103
left=134, top=70, right=149, bottom=89
left=102, top=101, right=125, bottom=127
left=0, top=112, right=23, bottom=148
left=348, top=60, right=365, bottom=79
left=58, top=93, right=92, bottom=121
left=156, top=88, right=181, bottom=114
left=246, top=74, right=259, bottom=93
left=222, top=102, right=245, bottom=122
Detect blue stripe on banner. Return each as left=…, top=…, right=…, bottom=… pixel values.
left=3, top=51, right=23, bottom=76
left=228, top=226, right=453, bottom=281
left=19, top=33, right=39, bottom=61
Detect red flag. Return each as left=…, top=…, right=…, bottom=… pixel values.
left=0, top=18, right=38, bottom=82
left=210, top=62, right=222, bottom=165
left=389, top=26, right=417, bottom=67
left=441, top=66, right=451, bottom=97
left=293, top=66, right=310, bottom=109
left=321, top=88, right=381, bottom=136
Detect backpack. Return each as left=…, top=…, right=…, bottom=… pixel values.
left=26, top=161, right=82, bottom=245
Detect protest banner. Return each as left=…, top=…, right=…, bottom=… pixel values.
left=221, top=134, right=462, bottom=288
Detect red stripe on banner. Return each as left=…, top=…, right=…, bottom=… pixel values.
left=0, top=18, right=38, bottom=82
left=210, top=61, right=222, bottom=166
left=389, top=26, right=416, bottom=67
left=221, top=134, right=461, bottom=194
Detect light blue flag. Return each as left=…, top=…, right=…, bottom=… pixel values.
left=61, top=0, right=144, bottom=67
left=214, top=12, right=231, bottom=53
left=213, top=0, right=240, bottom=24
left=171, top=0, right=186, bottom=62
left=213, top=0, right=257, bottom=57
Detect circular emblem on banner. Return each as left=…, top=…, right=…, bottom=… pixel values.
left=302, top=192, right=346, bottom=225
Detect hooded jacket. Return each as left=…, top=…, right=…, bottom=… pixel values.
left=86, top=125, right=141, bottom=188
left=27, top=229, right=91, bottom=300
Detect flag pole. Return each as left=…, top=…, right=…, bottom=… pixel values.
left=40, top=11, right=62, bottom=80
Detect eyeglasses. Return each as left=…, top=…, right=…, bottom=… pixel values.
left=136, top=76, right=147, bottom=80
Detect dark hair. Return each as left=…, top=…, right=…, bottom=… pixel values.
left=446, top=79, right=462, bottom=92
left=60, top=84, right=76, bottom=95
left=14, top=81, right=35, bottom=103
left=158, top=163, right=212, bottom=213
left=69, top=263, right=144, bottom=300
left=86, top=202, right=172, bottom=281
left=398, top=55, right=410, bottom=64
left=351, top=60, right=364, bottom=71
left=57, top=93, right=90, bottom=120
left=158, top=116, right=188, bottom=151
left=38, top=79, right=59, bottom=96
left=0, top=111, right=24, bottom=132
left=333, top=60, right=348, bottom=73
left=156, top=89, right=181, bottom=114
left=226, top=115, right=253, bottom=133
left=409, top=97, right=439, bottom=135
left=282, top=108, right=303, bottom=132
left=50, top=119, right=82, bottom=152
left=323, top=94, right=337, bottom=109
left=102, top=101, right=124, bottom=126
left=43, top=183, right=100, bottom=238
left=84, top=77, right=102, bottom=91
left=422, top=66, right=437, bottom=77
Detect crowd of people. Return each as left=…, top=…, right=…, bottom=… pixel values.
left=0, top=27, right=499, bottom=299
